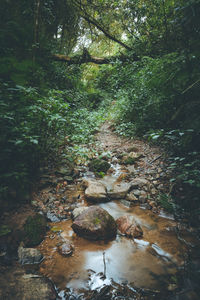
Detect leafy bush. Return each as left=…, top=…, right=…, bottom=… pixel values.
left=0, top=83, right=70, bottom=204
left=107, top=52, right=200, bottom=135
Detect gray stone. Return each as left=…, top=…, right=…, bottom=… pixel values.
left=18, top=245, right=43, bottom=265
left=108, top=182, right=130, bottom=199
left=85, top=180, right=107, bottom=202
left=130, top=178, right=148, bottom=188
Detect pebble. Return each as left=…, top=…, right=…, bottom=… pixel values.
left=58, top=242, right=74, bottom=257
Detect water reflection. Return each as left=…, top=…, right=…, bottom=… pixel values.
left=38, top=201, right=191, bottom=293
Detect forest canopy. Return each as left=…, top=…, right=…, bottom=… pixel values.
left=0, top=0, right=200, bottom=222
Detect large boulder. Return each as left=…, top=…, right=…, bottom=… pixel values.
left=116, top=216, right=143, bottom=238
left=72, top=206, right=117, bottom=240
left=84, top=179, right=107, bottom=202
left=0, top=269, right=57, bottom=300
left=108, top=182, right=131, bottom=199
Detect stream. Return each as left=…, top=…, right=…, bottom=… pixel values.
left=37, top=159, right=197, bottom=299
left=0, top=124, right=199, bottom=299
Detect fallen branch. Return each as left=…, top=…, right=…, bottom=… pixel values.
left=53, top=50, right=139, bottom=65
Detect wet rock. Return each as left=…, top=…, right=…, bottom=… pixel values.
left=88, top=159, right=110, bottom=173
left=23, top=214, right=47, bottom=247
left=72, top=207, right=88, bottom=219
left=18, top=244, right=43, bottom=264
left=116, top=215, right=143, bottom=238
left=85, top=180, right=107, bottom=202
left=72, top=206, right=117, bottom=240
left=46, top=212, right=60, bottom=222
left=58, top=241, right=74, bottom=256
left=108, top=182, right=130, bottom=199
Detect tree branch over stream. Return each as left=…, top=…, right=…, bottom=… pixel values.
left=53, top=49, right=139, bottom=65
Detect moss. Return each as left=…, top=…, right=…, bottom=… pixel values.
left=50, top=226, right=62, bottom=233
left=23, top=214, right=47, bottom=246
left=0, top=225, right=11, bottom=237
left=89, top=159, right=110, bottom=173
left=123, top=157, right=136, bottom=165
left=94, top=217, right=101, bottom=225
left=96, top=171, right=105, bottom=178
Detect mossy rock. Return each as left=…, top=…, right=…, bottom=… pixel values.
left=23, top=214, right=47, bottom=247
left=123, top=157, right=136, bottom=165
left=89, top=159, right=110, bottom=173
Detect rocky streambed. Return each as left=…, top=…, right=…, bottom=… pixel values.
left=0, top=122, right=200, bottom=299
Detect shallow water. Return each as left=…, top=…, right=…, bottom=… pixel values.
left=38, top=198, right=193, bottom=295
left=37, top=160, right=198, bottom=297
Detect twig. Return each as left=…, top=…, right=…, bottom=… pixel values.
left=182, top=79, right=200, bottom=94
left=103, top=251, right=106, bottom=277
left=149, top=155, right=162, bottom=164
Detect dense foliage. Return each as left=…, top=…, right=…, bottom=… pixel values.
left=0, top=0, right=200, bottom=222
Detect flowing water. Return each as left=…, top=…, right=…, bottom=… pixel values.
left=38, top=164, right=197, bottom=297
left=36, top=124, right=196, bottom=300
